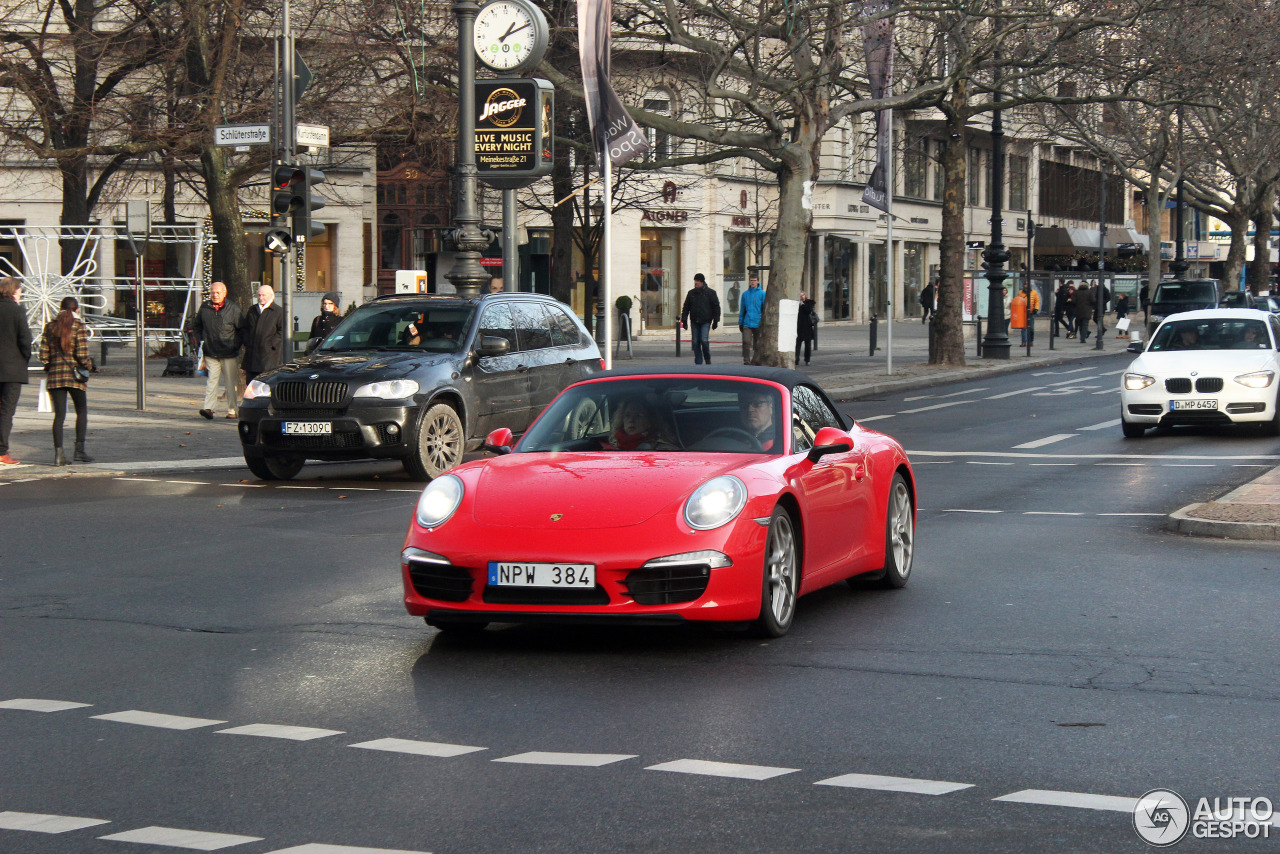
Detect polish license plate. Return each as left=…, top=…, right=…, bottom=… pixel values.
left=283, top=421, right=332, bottom=435
left=1170, top=399, right=1217, bottom=411
left=488, top=562, right=596, bottom=588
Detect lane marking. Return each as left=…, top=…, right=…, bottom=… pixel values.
left=1163, top=464, right=1215, bottom=468
left=966, top=461, right=1013, bottom=466
left=1030, top=463, right=1076, bottom=466
left=903, top=388, right=989, bottom=402
left=1098, top=513, right=1165, bottom=517
left=277, top=485, right=323, bottom=490
left=92, top=710, right=226, bottom=730
left=815, top=773, right=974, bottom=796
left=0, top=698, right=91, bottom=712
left=98, top=826, right=263, bottom=850
left=1013, top=434, right=1075, bottom=449
left=262, top=845, right=433, bottom=854
left=646, top=759, right=799, bottom=780
left=220, top=483, right=264, bottom=488
left=908, top=449, right=1280, bottom=461
left=857, top=414, right=895, bottom=423
left=0, top=812, right=110, bottom=833
left=899, top=400, right=977, bottom=415
left=943, top=509, right=1002, bottom=513
left=993, top=788, right=1138, bottom=813
left=1046, top=375, right=1100, bottom=387
left=349, top=738, right=485, bottom=758
left=1096, top=462, right=1144, bottom=467
left=1024, top=511, right=1084, bottom=516
left=1078, top=419, right=1120, bottom=431
left=985, top=387, right=1046, bottom=399
left=164, top=480, right=208, bottom=486
left=216, top=724, right=343, bottom=741
left=1091, top=388, right=1121, bottom=395
left=1033, top=367, right=1094, bottom=376
left=910, top=460, right=953, bottom=465
left=494, top=751, right=636, bottom=767
left=1233, top=464, right=1272, bottom=468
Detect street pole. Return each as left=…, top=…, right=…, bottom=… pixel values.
left=280, top=0, right=296, bottom=355
left=1171, top=177, right=1189, bottom=280
left=1096, top=169, right=1106, bottom=351
left=981, top=29, right=1010, bottom=360
left=136, top=252, right=145, bottom=408
left=445, top=0, right=493, bottom=297
left=502, top=189, right=517, bottom=291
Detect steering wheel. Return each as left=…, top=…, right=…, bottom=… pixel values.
left=698, top=427, right=765, bottom=452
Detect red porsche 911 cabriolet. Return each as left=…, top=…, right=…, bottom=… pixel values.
left=399, top=367, right=915, bottom=637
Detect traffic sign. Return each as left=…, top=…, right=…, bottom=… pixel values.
left=265, top=228, right=292, bottom=254
left=295, top=124, right=330, bottom=148
left=214, top=124, right=271, bottom=147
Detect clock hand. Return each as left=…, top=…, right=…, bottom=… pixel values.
left=499, top=21, right=531, bottom=41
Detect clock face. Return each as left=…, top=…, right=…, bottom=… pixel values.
left=474, top=1, right=538, bottom=71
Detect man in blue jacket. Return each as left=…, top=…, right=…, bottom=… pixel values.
left=738, top=273, right=765, bottom=364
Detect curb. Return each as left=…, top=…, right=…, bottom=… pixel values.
left=1165, top=504, right=1280, bottom=541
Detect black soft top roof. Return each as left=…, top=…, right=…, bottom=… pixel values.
left=591, top=364, right=817, bottom=392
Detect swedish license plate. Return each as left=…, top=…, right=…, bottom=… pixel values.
left=283, top=421, right=332, bottom=435
left=488, top=562, right=596, bottom=588
left=1171, top=399, right=1217, bottom=411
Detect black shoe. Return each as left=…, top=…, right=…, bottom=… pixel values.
left=74, top=444, right=94, bottom=463
left=199, top=409, right=214, bottom=420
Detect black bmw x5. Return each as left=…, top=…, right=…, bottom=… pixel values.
left=238, top=292, right=602, bottom=480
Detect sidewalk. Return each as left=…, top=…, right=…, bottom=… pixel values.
left=1, top=322, right=1274, bottom=541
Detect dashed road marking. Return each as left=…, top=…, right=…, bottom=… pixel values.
left=1163, top=464, right=1215, bottom=468
left=216, top=724, right=343, bottom=741
left=815, top=773, right=974, bottom=795
left=1030, top=462, right=1076, bottom=466
left=899, top=400, right=977, bottom=415
left=494, top=751, right=636, bottom=767
left=1024, top=511, right=1084, bottom=516
left=1034, top=367, right=1094, bottom=377
left=646, top=759, right=799, bottom=780
left=0, top=811, right=110, bottom=833
left=263, top=845, right=432, bottom=854
left=966, top=461, right=1013, bottom=465
left=993, top=788, right=1138, bottom=813
left=92, top=710, right=226, bottom=730
left=985, top=386, right=1046, bottom=399
left=1096, top=462, right=1144, bottom=467
left=349, top=738, right=485, bottom=758
left=98, top=825, right=263, bottom=850
left=1078, top=418, right=1120, bottom=431
left=1098, top=513, right=1165, bottom=517
left=1014, top=434, right=1076, bottom=449
left=0, top=698, right=91, bottom=712
left=857, top=414, right=895, bottom=423
left=903, top=388, right=989, bottom=402
left=943, top=509, right=1002, bottom=514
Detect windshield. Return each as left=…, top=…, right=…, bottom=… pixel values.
left=1149, top=317, right=1272, bottom=351
left=1153, top=282, right=1216, bottom=303
left=518, top=378, right=785, bottom=454
left=319, top=303, right=474, bottom=353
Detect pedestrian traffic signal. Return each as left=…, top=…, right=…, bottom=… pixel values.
left=291, top=167, right=326, bottom=243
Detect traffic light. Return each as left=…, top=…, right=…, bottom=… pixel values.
left=271, top=162, right=305, bottom=219
left=292, top=167, right=325, bottom=243
left=1027, top=218, right=1036, bottom=239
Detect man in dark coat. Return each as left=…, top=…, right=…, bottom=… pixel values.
left=241, top=284, right=287, bottom=383
left=0, top=277, right=33, bottom=464
left=1073, top=283, right=1096, bottom=342
left=189, top=280, right=244, bottom=420
left=795, top=297, right=818, bottom=365
left=680, top=273, right=721, bottom=365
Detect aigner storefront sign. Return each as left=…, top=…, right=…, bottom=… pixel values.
left=640, top=209, right=689, bottom=223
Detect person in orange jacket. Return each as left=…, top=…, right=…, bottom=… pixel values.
left=1010, top=284, right=1040, bottom=346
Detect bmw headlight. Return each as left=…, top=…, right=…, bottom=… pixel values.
left=243, top=379, right=271, bottom=400
left=354, top=379, right=420, bottom=400
left=1124, top=372, right=1155, bottom=390
left=415, top=474, right=464, bottom=529
left=683, top=476, right=748, bottom=531
left=1234, top=370, right=1276, bottom=389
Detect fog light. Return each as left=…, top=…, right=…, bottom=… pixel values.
left=387, top=423, right=400, bottom=436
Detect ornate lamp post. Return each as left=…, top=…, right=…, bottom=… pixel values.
left=981, top=48, right=1010, bottom=360
left=1171, top=177, right=1189, bottom=280
left=446, top=0, right=494, bottom=297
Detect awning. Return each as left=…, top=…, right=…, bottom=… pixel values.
left=1034, top=225, right=1150, bottom=252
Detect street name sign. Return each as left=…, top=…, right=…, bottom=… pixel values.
left=296, top=124, right=330, bottom=148
left=214, top=124, right=271, bottom=147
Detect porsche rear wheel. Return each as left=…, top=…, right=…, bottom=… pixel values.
left=877, top=473, right=914, bottom=589
left=754, top=507, right=798, bottom=637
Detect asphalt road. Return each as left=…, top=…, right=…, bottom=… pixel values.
left=3, top=352, right=1278, bottom=853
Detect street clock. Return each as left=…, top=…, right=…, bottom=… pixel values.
left=473, top=0, right=550, bottom=74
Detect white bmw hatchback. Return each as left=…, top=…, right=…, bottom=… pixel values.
left=1120, top=308, right=1280, bottom=438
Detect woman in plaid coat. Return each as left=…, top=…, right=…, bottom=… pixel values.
left=38, top=296, right=95, bottom=466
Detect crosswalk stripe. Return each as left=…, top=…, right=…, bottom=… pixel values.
left=216, top=724, right=343, bottom=740
left=646, top=759, right=798, bottom=780
left=0, top=698, right=91, bottom=712
left=98, top=826, right=263, bottom=850
left=993, top=788, right=1138, bottom=812
left=0, top=811, right=110, bottom=833
left=349, top=738, right=485, bottom=757
left=815, top=773, right=974, bottom=795
left=493, top=751, right=636, bottom=767
left=92, top=710, right=226, bottom=730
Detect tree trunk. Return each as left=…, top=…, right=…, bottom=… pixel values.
left=934, top=106, right=968, bottom=366
left=1223, top=206, right=1249, bottom=291
left=1144, top=179, right=1164, bottom=291
left=1247, top=191, right=1274, bottom=293
left=58, top=154, right=91, bottom=277
left=756, top=143, right=811, bottom=368
left=201, top=146, right=250, bottom=308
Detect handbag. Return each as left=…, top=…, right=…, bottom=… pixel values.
left=73, top=364, right=90, bottom=383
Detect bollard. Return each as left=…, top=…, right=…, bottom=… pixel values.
left=1026, top=313, right=1034, bottom=356
left=99, top=341, right=109, bottom=366
left=975, top=316, right=984, bottom=357
left=927, top=316, right=935, bottom=362
left=675, top=323, right=681, bottom=357
left=869, top=314, right=878, bottom=356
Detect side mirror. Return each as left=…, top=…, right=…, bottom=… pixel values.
left=477, top=335, right=510, bottom=357
left=484, top=427, right=514, bottom=455
left=807, top=426, right=853, bottom=462
left=304, top=336, right=322, bottom=354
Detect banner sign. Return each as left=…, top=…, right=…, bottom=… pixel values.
left=861, top=0, right=894, bottom=213
left=577, top=0, right=648, bottom=166
left=475, top=78, right=554, bottom=190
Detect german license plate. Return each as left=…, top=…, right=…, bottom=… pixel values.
left=1171, top=399, right=1217, bottom=411
left=488, top=562, right=596, bottom=588
left=283, top=421, right=332, bottom=435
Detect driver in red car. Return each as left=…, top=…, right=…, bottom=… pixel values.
left=739, top=389, right=776, bottom=451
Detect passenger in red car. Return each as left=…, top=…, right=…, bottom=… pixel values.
left=739, top=390, right=776, bottom=451
left=607, top=396, right=677, bottom=450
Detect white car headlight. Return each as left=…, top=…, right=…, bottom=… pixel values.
left=683, top=476, right=748, bottom=531
left=415, top=474, right=464, bottom=529
left=1124, top=372, right=1155, bottom=390
left=1234, top=370, right=1276, bottom=389
left=354, top=379, right=420, bottom=400
left=243, top=379, right=271, bottom=399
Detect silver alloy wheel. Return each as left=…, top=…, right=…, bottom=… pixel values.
left=421, top=405, right=464, bottom=476
left=888, top=478, right=913, bottom=580
left=765, top=512, right=798, bottom=626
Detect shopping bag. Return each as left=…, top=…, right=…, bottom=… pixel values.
left=37, top=378, right=52, bottom=413
left=195, top=343, right=208, bottom=377
left=1116, top=317, right=1131, bottom=333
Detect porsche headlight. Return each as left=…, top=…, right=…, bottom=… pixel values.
left=415, top=474, right=464, bottom=529
left=1234, top=370, right=1276, bottom=389
left=683, top=476, right=747, bottom=531
left=354, top=379, right=420, bottom=400
left=1124, top=372, right=1155, bottom=390
left=243, top=379, right=271, bottom=400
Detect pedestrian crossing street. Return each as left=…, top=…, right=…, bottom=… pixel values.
left=7, top=694, right=1267, bottom=851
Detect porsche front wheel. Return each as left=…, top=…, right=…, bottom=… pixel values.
left=754, top=507, right=798, bottom=637
left=877, top=473, right=914, bottom=588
